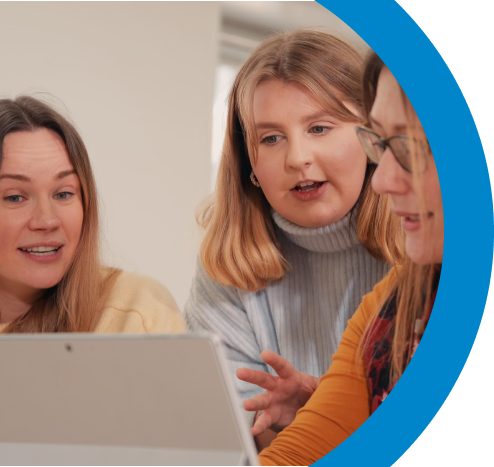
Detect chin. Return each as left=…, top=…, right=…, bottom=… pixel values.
left=24, top=274, right=65, bottom=291
left=405, top=239, right=443, bottom=265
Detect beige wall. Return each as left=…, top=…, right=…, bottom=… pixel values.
left=0, top=2, right=220, bottom=309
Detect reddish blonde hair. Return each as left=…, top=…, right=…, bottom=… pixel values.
left=361, top=52, right=440, bottom=383
left=199, top=29, right=403, bottom=292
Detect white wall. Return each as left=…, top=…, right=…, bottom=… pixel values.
left=0, top=2, right=220, bottom=309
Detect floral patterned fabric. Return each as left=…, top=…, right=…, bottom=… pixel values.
left=364, top=274, right=439, bottom=413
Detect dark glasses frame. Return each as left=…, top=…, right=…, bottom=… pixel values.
left=355, top=125, right=429, bottom=174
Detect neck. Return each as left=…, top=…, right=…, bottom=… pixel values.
left=0, top=282, right=43, bottom=324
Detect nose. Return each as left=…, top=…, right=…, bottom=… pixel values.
left=28, top=199, right=62, bottom=232
left=371, top=147, right=410, bottom=195
left=285, top=136, right=314, bottom=171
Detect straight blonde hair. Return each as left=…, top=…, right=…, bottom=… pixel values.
left=361, top=53, right=440, bottom=383
left=0, top=96, right=120, bottom=333
left=199, top=29, right=403, bottom=292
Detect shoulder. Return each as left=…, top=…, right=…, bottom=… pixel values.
left=108, top=271, right=178, bottom=310
left=187, top=258, right=244, bottom=308
left=96, top=270, right=186, bottom=334
left=184, top=258, right=254, bottom=333
left=349, top=266, right=401, bottom=333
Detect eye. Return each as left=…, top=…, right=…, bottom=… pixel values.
left=54, top=191, right=73, bottom=200
left=309, top=125, right=331, bottom=135
left=4, top=194, right=24, bottom=203
left=260, top=135, right=282, bottom=145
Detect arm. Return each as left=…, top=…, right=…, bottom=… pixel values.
left=258, top=272, right=395, bottom=466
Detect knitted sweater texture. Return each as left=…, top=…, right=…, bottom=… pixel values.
left=184, top=210, right=390, bottom=411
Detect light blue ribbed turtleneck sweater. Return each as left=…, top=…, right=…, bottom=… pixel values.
left=184, top=210, right=390, bottom=413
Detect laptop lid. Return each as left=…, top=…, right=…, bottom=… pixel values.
left=0, top=333, right=259, bottom=466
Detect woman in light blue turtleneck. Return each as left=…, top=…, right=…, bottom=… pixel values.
left=184, top=30, right=403, bottom=435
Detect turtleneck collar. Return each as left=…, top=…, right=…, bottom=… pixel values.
left=272, top=208, right=360, bottom=253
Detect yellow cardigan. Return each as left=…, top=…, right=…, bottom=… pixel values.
left=0, top=271, right=186, bottom=334
left=259, top=269, right=398, bottom=466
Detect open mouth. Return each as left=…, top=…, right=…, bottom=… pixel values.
left=293, top=181, right=324, bottom=193
left=19, top=246, right=61, bottom=256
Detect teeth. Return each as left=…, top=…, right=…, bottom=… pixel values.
left=20, top=246, right=59, bottom=253
left=407, top=216, right=420, bottom=221
left=29, top=251, right=58, bottom=256
left=299, top=181, right=315, bottom=188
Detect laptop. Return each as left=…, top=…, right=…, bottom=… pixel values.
left=0, top=333, right=259, bottom=466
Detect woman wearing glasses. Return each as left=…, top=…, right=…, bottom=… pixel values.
left=237, top=51, right=442, bottom=465
left=184, top=30, right=404, bottom=446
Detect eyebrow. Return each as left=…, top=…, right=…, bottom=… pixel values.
left=0, top=174, right=31, bottom=182
left=255, top=111, right=336, bottom=130
left=0, top=169, right=77, bottom=183
left=300, top=111, right=336, bottom=124
left=55, top=169, right=76, bottom=180
left=255, top=121, right=282, bottom=131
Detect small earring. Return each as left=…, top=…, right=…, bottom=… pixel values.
left=250, top=170, right=261, bottom=187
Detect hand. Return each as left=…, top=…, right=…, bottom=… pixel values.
left=236, top=350, right=319, bottom=436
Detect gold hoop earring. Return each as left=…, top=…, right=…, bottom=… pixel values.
left=250, top=170, right=261, bottom=187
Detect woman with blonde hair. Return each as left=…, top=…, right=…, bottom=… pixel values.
left=0, top=96, right=185, bottom=334
left=184, top=29, right=402, bottom=436
left=238, top=51, right=442, bottom=465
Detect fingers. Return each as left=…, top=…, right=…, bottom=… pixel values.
left=260, top=351, right=296, bottom=379
left=251, top=410, right=273, bottom=437
left=236, top=367, right=277, bottom=391
left=243, top=391, right=272, bottom=412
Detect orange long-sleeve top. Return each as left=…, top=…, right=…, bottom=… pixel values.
left=259, top=269, right=398, bottom=466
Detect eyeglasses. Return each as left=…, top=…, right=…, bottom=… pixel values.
left=355, top=126, right=429, bottom=173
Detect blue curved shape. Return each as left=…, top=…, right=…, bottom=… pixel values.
left=313, top=1, right=493, bottom=465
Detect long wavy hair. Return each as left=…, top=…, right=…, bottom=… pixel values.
left=0, top=96, right=120, bottom=333
left=199, top=29, right=403, bottom=292
left=361, top=53, right=440, bottom=383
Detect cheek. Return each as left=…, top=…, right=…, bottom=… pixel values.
left=253, top=151, right=287, bottom=194
left=430, top=186, right=444, bottom=263
left=62, top=203, right=84, bottom=247
left=255, top=147, right=280, bottom=176
left=424, top=162, right=444, bottom=218
left=431, top=178, right=443, bottom=213
left=321, top=138, right=367, bottom=193
left=0, top=211, right=28, bottom=250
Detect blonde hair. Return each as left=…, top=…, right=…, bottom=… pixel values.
left=199, top=29, right=403, bottom=292
left=361, top=53, right=440, bottom=383
left=0, top=96, right=120, bottom=333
